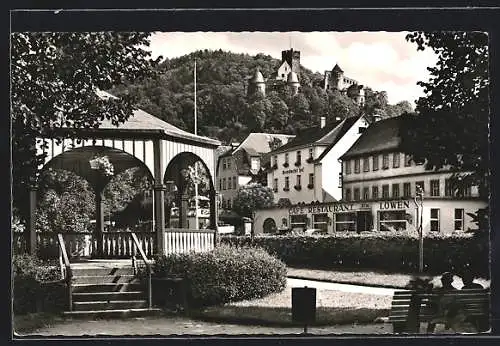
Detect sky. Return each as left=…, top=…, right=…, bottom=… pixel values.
left=147, top=32, right=438, bottom=106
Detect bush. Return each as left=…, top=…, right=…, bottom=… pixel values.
left=152, top=245, right=287, bottom=308
left=13, top=254, right=65, bottom=315
left=221, top=231, right=489, bottom=277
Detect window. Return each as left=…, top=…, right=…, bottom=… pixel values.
left=372, top=186, right=379, bottom=199
left=382, top=184, right=390, bottom=198
left=363, top=157, right=370, bottom=172
left=363, top=187, right=370, bottom=200
left=308, top=148, right=314, bottom=160
left=393, top=153, right=400, bottom=168
left=273, top=155, right=278, bottom=167
left=454, top=209, right=464, bottom=231
left=354, top=188, right=360, bottom=201
left=403, top=182, right=411, bottom=197
left=296, top=175, right=301, bottom=188
left=296, top=151, right=302, bottom=166
left=219, top=179, right=222, bottom=191
left=284, top=177, right=290, bottom=191
left=430, top=208, right=440, bottom=232
left=290, top=215, right=307, bottom=231
left=335, top=213, right=356, bottom=231
left=227, top=159, right=231, bottom=169
left=430, top=179, right=440, bottom=197
left=373, top=155, right=379, bottom=171
left=392, top=184, right=400, bottom=198
left=273, top=178, right=278, bottom=192
left=382, top=154, right=389, bottom=169
left=345, top=160, right=352, bottom=174
left=313, top=214, right=329, bottom=232
left=221, top=198, right=226, bottom=209
left=354, top=158, right=360, bottom=174
left=284, top=153, right=289, bottom=166
left=251, top=158, right=260, bottom=170
left=416, top=181, right=425, bottom=195
left=233, top=177, right=237, bottom=189
left=338, top=173, right=342, bottom=188
left=445, top=179, right=453, bottom=197
left=359, top=127, right=366, bottom=134
left=222, top=158, right=227, bottom=170
left=379, top=210, right=408, bottom=232
left=222, top=178, right=226, bottom=190
left=404, top=154, right=412, bottom=167
left=308, top=173, right=314, bottom=188
left=227, top=199, right=232, bottom=209
left=345, top=188, right=352, bottom=201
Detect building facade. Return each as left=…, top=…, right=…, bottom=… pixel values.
left=339, top=115, right=486, bottom=235
left=217, top=133, right=295, bottom=211
left=267, top=115, right=369, bottom=205
left=254, top=115, right=486, bottom=236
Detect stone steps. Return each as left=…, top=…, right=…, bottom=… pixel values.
left=65, top=260, right=156, bottom=318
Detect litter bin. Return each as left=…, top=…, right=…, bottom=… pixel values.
left=292, top=286, right=316, bottom=333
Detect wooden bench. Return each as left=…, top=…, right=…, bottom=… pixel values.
left=389, top=288, right=490, bottom=333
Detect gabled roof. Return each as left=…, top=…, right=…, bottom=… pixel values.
left=332, top=64, right=344, bottom=73
left=270, top=118, right=347, bottom=154
left=315, top=116, right=365, bottom=162
left=340, top=115, right=410, bottom=160
left=96, top=90, right=220, bottom=147
left=233, top=133, right=295, bottom=156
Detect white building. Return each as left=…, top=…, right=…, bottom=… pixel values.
left=339, top=115, right=487, bottom=235
left=216, top=133, right=295, bottom=211
left=267, top=115, right=369, bottom=205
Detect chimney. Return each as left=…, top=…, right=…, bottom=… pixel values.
left=320, top=116, right=326, bottom=128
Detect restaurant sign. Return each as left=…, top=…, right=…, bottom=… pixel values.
left=289, top=203, right=355, bottom=215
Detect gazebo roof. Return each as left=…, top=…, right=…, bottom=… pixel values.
left=94, top=90, right=220, bottom=147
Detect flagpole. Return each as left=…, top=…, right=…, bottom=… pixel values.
left=194, top=59, right=199, bottom=229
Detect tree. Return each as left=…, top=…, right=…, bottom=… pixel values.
left=36, top=169, right=95, bottom=233
left=401, top=32, right=489, bottom=196
left=233, top=183, right=274, bottom=218
left=11, top=32, right=158, bottom=224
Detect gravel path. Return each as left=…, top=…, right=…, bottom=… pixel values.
left=17, top=316, right=393, bottom=336
left=287, top=278, right=397, bottom=296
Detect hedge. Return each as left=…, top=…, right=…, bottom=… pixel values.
left=13, top=254, right=66, bottom=315
left=220, top=231, right=490, bottom=277
left=152, top=245, right=287, bottom=308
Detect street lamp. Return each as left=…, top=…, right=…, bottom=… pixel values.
left=414, top=185, right=424, bottom=273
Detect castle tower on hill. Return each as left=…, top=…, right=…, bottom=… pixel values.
left=248, top=48, right=301, bottom=97
left=281, top=48, right=301, bottom=75
left=324, top=63, right=365, bottom=106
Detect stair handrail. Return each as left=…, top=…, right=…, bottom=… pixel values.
left=131, top=232, right=152, bottom=309
left=57, top=233, right=73, bottom=311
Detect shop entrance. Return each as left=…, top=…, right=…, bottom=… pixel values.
left=356, top=211, right=373, bottom=232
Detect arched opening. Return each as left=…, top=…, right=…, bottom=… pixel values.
left=164, top=152, right=216, bottom=230
left=263, top=218, right=277, bottom=234
left=38, top=146, right=155, bottom=258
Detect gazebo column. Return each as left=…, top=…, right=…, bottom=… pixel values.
left=180, top=193, right=189, bottom=228
left=153, top=184, right=166, bottom=255
left=94, top=189, right=105, bottom=258
left=209, top=189, right=219, bottom=247
left=153, top=139, right=165, bottom=255
left=27, top=185, right=38, bottom=255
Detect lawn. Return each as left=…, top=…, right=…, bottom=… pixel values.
left=192, top=282, right=392, bottom=326
left=286, top=267, right=491, bottom=289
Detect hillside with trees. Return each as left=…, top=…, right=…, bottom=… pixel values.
left=112, top=49, right=413, bottom=144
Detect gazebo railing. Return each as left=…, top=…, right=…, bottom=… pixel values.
left=164, top=228, right=216, bottom=255
left=13, top=228, right=216, bottom=258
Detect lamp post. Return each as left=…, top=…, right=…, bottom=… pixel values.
left=414, top=185, right=424, bottom=273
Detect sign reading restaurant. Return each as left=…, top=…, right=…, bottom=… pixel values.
left=289, top=200, right=412, bottom=215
